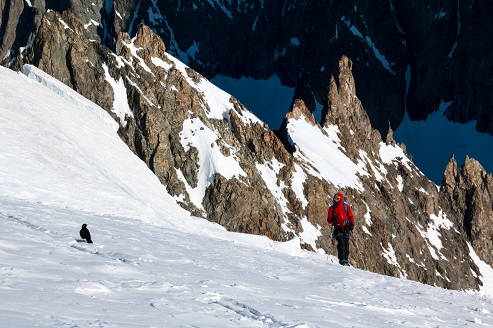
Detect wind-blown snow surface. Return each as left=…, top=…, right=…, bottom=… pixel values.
left=2, top=66, right=493, bottom=327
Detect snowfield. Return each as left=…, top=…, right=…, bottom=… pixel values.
left=1, top=65, right=493, bottom=327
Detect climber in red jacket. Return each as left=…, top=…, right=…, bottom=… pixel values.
left=327, top=192, right=354, bottom=266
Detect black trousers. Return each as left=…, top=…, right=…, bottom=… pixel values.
left=334, top=228, right=350, bottom=263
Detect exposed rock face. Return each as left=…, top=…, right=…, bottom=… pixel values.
left=322, top=57, right=383, bottom=160
left=441, top=156, right=493, bottom=267
left=4, top=8, right=493, bottom=294
left=0, top=1, right=38, bottom=66
left=311, top=56, right=479, bottom=290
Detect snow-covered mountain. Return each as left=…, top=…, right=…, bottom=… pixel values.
left=2, top=5, right=493, bottom=293
left=3, top=1, right=493, bottom=183
left=210, top=74, right=493, bottom=185
left=2, top=63, right=493, bottom=328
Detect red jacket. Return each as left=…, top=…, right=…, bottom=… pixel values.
left=327, top=195, right=354, bottom=228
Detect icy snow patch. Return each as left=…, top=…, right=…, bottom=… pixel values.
left=379, top=142, right=413, bottom=172
left=415, top=210, right=453, bottom=261
left=299, top=217, right=322, bottom=251
left=290, top=163, right=309, bottom=208
left=102, top=64, right=133, bottom=127
left=342, top=16, right=395, bottom=75
left=396, top=175, right=404, bottom=192
left=468, top=243, right=493, bottom=296
left=382, top=242, right=407, bottom=278
left=287, top=117, right=366, bottom=191
left=179, top=118, right=246, bottom=209
left=121, top=39, right=154, bottom=74
left=361, top=200, right=373, bottom=235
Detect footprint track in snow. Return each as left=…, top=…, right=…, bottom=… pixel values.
left=212, top=298, right=304, bottom=328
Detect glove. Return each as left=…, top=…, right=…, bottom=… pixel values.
left=348, top=222, right=354, bottom=232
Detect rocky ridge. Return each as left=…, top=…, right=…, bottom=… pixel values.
left=3, top=1, right=493, bottom=137
left=5, top=9, right=493, bottom=293
left=113, top=0, right=492, bottom=137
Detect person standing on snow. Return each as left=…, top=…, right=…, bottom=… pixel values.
left=80, top=223, right=93, bottom=243
left=327, top=193, right=354, bottom=266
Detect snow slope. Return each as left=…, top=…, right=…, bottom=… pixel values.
left=2, top=65, right=493, bottom=327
